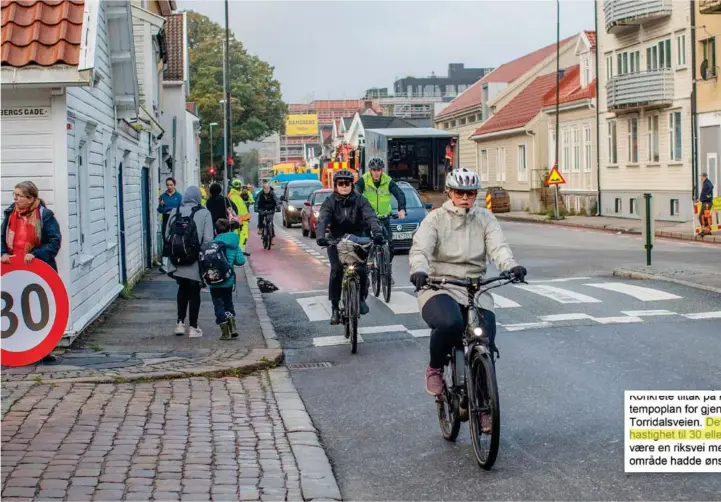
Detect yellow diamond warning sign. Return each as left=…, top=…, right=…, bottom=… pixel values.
left=546, top=166, right=566, bottom=186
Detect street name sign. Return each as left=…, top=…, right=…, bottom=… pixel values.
left=1, top=256, right=69, bottom=367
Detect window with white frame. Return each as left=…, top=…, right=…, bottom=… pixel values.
left=77, top=140, right=91, bottom=253
left=702, top=37, right=717, bottom=79
left=669, top=111, right=682, bottom=161
left=647, top=115, right=660, bottom=162
left=627, top=117, right=638, bottom=163
left=605, top=55, right=613, bottom=79
left=676, top=32, right=687, bottom=68
left=548, top=128, right=556, bottom=169
left=608, top=120, right=618, bottom=164
left=562, top=130, right=570, bottom=172
left=517, top=145, right=527, bottom=182
left=614, top=198, right=622, bottom=213
left=670, top=199, right=679, bottom=216
left=495, top=147, right=504, bottom=182
left=572, top=127, right=581, bottom=172
left=103, top=143, right=116, bottom=242
left=480, top=149, right=489, bottom=182
left=583, top=126, right=592, bottom=172
left=582, top=57, right=592, bottom=86
left=647, top=39, right=672, bottom=70
left=617, top=50, right=640, bottom=75
left=629, top=198, right=637, bottom=215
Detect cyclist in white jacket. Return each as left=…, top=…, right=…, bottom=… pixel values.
left=409, top=168, right=527, bottom=398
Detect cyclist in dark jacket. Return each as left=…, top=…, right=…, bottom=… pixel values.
left=256, top=183, right=280, bottom=234
left=316, top=170, right=385, bottom=324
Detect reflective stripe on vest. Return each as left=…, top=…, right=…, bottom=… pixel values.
left=361, top=172, right=392, bottom=217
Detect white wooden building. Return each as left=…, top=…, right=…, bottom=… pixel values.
left=1, top=0, right=158, bottom=342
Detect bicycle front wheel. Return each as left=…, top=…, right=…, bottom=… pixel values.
left=468, top=349, right=500, bottom=470
left=347, top=278, right=360, bottom=354
left=381, top=244, right=392, bottom=303
left=371, top=249, right=381, bottom=298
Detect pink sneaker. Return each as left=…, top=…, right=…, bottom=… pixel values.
left=425, top=366, right=445, bottom=397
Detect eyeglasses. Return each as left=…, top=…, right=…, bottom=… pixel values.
left=335, top=181, right=351, bottom=187
left=451, top=190, right=478, bottom=199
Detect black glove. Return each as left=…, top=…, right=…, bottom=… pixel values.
left=410, top=272, right=429, bottom=291
left=509, top=265, right=527, bottom=282
left=316, top=237, right=329, bottom=247
left=373, top=233, right=385, bottom=245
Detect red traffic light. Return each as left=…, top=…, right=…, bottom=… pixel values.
left=209, top=167, right=216, bottom=175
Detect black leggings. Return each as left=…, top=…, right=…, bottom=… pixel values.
left=327, top=245, right=368, bottom=308
left=176, top=278, right=201, bottom=328
left=422, top=294, right=497, bottom=369
left=380, top=216, right=394, bottom=263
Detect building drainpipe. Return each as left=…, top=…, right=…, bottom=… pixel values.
left=595, top=2, right=602, bottom=216
left=690, top=0, right=699, bottom=200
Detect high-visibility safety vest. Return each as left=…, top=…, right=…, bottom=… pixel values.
left=361, top=172, right=393, bottom=218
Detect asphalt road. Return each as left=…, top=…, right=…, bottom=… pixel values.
left=248, top=212, right=721, bottom=500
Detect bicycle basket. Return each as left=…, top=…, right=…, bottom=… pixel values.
left=337, top=238, right=370, bottom=265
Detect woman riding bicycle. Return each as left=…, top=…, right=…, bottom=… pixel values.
left=316, top=169, right=385, bottom=325
left=409, top=167, right=527, bottom=398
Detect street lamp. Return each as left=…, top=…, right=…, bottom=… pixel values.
left=209, top=122, right=218, bottom=181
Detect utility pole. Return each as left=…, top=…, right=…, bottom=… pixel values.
left=222, top=39, right=228, bottom=195
left=224, top=0, right=232, bottom=191
left=209, top=122, right=218, bottom=182
left=553, top=0, right=561, bottom=220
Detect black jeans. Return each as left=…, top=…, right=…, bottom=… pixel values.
left=422, top=294, right=497, bottom=369
left=210, top=287, right=235, bottom=324
left=327, top=245, right=368, bottom=308
left=379, top=216, right=394, bottom=263
left=176, top=278, right=201, bottom=328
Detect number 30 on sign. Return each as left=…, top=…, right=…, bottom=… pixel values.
left=1, top=256, right=69, bottom=367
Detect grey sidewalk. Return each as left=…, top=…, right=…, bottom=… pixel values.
left=614, top=264, right=721, bottom=294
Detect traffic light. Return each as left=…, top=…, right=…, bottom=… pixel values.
left=209, top=167, right=216, bottom=175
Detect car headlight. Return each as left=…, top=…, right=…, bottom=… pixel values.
left=288, top=205, right=296, bottom=212
left=313, top=211, right=319, bottom=218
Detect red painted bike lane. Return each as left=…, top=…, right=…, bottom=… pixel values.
left=246, top=228, right=329, bottom=293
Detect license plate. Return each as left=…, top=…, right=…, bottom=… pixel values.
left=393, top=232, right=414, bottom=240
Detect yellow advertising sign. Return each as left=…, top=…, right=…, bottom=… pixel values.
left=285, top=114, right=318, bottom=136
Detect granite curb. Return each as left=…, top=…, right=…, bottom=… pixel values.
left=244, top=263, right=282, bottom=350
left=496, top=214, right=721, bottom=244
left=613, top=268, right=721, bottom=295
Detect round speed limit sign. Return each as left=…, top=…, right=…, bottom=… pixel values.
left=1, top=256, right=69, bottom=367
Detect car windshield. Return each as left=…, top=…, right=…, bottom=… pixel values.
left=289, top=185, right=322, bottom=200
left=313, top=192, right=331, bottom=205
left=391, top=187, right=423, bottom=209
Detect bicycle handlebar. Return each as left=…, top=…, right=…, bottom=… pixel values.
left=426, top=272, right=526, bottom=291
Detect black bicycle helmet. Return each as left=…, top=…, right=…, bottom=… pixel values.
left=368, top=157, right=385, bottom=170
left=333, top=169, right=355, bottom=184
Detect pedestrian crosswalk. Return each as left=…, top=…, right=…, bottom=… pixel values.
left=283, top=278, right=721, bottom=348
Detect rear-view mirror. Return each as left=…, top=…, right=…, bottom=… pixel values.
left=304, top=201, right=311, bottom=207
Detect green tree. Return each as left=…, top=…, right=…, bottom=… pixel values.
left=238, top=149, right=260, bottom=186
left=185, top=11, right=287, bottom=180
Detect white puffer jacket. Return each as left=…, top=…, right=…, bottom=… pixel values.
left=409, top=200, right=519, bottom=313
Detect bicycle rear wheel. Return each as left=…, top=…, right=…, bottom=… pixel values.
left=468, top=349, right=500, bottom=470
left=371, top=248, right=381, bottom=298
left=347, top=278, right=359, bottom=354
left=381, top=244, right=392, bottom=303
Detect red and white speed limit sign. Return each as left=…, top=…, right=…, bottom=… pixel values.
left=1, top=256, right=69, bottom=367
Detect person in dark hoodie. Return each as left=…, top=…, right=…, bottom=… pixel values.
left=699, top=172, right=715, bottom=234
left=2, top=180, right=62, bottom=363
left=205, top=182, right=239, bottom=231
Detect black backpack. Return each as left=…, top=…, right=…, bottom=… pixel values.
left=167, top=206, right=201, bottom=265
left=198, top=241, right=233, bottom=285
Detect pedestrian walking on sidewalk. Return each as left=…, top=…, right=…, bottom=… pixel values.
left=207, top=218, right=246, bottom=340
left=165, top=185, right=214, bottom=338
left=699, top=173, right=715, bottom=234
left=2, top=180, right=62, bottom=363
left=158, top=177, right=182, bottom=271
left=205, top=182, right=238, bottom=230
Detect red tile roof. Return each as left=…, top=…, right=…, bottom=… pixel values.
left=1, top=0, right=84, bottom=67
left=472, top=72, right=559, bottom=137
left=584, top=31, right=596, bottom=50
left=437, top=35, right=577, bottom=119
left=164, top=12, right=185, bottom=81
left=542, top=65, right=596, bottom=107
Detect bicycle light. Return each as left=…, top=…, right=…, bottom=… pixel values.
left=473, top=327, right=484, bottom=337
left=347, top=264, right=355, bottom=271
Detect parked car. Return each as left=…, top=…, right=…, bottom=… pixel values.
left=300, top=189, right=332, bottom=238
left=281, top=180, right=323, bottom=227
left=388, top=181, right=432, bottom=252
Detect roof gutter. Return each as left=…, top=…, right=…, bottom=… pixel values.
left=1, top=67, right=93, bottom=88
left=543, top=99, right=593, bottom=114
left=470, top=126, right=527, bottom=141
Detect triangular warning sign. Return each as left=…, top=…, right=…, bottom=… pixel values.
left=546, top=165, right=566, bottom=185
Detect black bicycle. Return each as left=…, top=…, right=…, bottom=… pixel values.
left=259, top=211, right=275, bottom=250
left=370, top=217, right=392, bottom=303
left=424, top=272, right=523, bottom=470
left=322, top=235, right=372, bottom=354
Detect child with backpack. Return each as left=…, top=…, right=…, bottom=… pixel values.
left=200, top=218, right=246, bottom=340
left=164, top=186, right=214, bottom=338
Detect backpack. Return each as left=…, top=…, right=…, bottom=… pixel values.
left=167, top=206, right=201, bottom=265
left=198, top=241, right=233, bottom=285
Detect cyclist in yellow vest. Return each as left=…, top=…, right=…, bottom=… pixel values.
left=356, top=157, right=407, bottom=275
left=228, top=179, right=251, bottom=252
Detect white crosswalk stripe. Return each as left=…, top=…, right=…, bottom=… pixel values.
left=584, top=282, right=682, bottom=301
left=515, top=284, right=602, bottom=304
left=491, top=293, right=521, bottom=308
left=297, top=296, right=332, bottom=321
left=384, top=291, right=420, bottom=314
left=621, top=310, right=677, bottom=317
left=683, top=311, right=721, bottom=320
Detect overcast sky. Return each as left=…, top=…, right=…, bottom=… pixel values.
left=176, top=0, right=595, bottom=104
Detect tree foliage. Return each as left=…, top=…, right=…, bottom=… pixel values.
left=185, top=11, right=286, bottom=177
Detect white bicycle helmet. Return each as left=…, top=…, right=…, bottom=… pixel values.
left=446, top=167, right=481, bottom=191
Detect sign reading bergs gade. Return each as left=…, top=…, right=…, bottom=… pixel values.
left=285, top=114, right=318, bottom=136
left=1, top=107, right=51, bottom=118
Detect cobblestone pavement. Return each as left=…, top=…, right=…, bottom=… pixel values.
left=1, top=370, right=330, bottom=502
